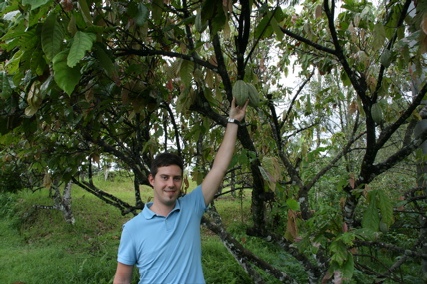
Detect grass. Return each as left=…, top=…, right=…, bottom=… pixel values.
left=0, top=177, right=286, bottom=284
left=3, top=176, right=420, bottom=283
left=0, top=184, right=133, bottom=284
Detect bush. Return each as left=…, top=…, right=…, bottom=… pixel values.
left=0, top=191, right=17, bottom=218
left=0, top=167, right=24, bottom=193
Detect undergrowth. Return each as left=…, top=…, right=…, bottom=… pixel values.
left=0, top=177, right=293, bottom=284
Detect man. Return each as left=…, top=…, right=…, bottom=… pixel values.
left=113, top=98, right=248, bottom=284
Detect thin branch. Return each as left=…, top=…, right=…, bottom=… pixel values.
left=323, top=0, right=367, bottom=99
left=280, top=69, right=314, bottom=129
left=279, top=26, right=336, bottom=55
left=376, top=82, right=427, bottom=151
left=307, top=114, right=363, bottom=189
left=163, top=102, right=182, bottom=156
left=372, top=0, right=412, bottom=102
left=354, top=240, right=425, bottom=259
left=115, top=48, right=218, bottom=73
left=373, top=124, right=427, bottom=179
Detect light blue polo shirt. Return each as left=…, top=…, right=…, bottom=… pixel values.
left=117, top=185, right=208, bottom=284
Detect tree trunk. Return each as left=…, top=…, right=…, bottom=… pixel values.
left=34, top=181, right=75, bottom=224
left=414, top=117, right=427, bottom=280
left=60, top=181, right=75, bottom=225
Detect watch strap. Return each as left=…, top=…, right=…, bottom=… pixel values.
left=227, top=117, right=240, bottom=125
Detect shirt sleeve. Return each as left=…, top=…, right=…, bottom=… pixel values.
left=183, top=185, right=208, bottom=217
left=117, top=222, right=137, bottom=265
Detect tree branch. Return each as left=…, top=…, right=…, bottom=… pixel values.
left=115, top=48, right=218, bottom=73
left=307, top=113, right=363, bottom=189
left=323, top=0, right=367, bottom=99
left=71, top=177, right=142, bottom=216
left=354, top=240, right=426, bottom=259
left=202, top=208, right=298, bottom=283
left=279, top=27, right=336, bottom=55
left=376, top=82, right=427, bottom=151
left=372, top=0, right=412, bottom=102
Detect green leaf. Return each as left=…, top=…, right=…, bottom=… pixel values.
left=376, top=190, right=394, bottom=226
left=93, top=43, right=116, bottom=77
left=30, top=48, right=48, bottom=76
left=341, top=71, right=351, bottom=86
left=330, top=240, right=347, bottom=266
left=134, top=3, right=149, bottom=26
left=210, top=8, right=226, bottom=35
left=53, top=50, right=81, bottom=95
left=180, top=60, right=194, bottom=87
left=380, top=49, right=392, bottom=67
left=286, top=199, right=300, bottom=211
left=354, top=227, right=378, bottom=241
left=20, top=26, right=39, bottom=50
left=341, top=253, right=354, bottom=279
left=176, top=86, right=193, bottom=114
left=152, top=0, right=164, bottom=24
left=195, top=10, right=208, bottom=33
left=0, top=72, right=13, bottom=99
left=254, top=15, right=273, bottom=39
left=200, top=0, right=225, bottom=35
left=268, top=11, right=283, bottom=41
left=5, top=50, right=22, bottom=74
left=201, top=0, right=216, bottom=22
left=77, top=0, right=92, bottom=25
left=336, top=232, right=355, bottom=246
left=67, top=31, right=96, bottom=68
left=22, top=0, right=51, bottom=10
left=362, top=191, right=380, bottom=231
left=372, top=23, right=385, bottom=51
left=42, top=13, right=64, bottom=61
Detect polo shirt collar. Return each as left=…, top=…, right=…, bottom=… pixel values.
left=142, top=199, right=181, bottom=219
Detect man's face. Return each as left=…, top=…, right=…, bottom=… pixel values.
left=149, top=165, right=183, bottom=207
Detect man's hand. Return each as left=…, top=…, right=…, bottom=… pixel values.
left=229, top=97, right=249, bottom=122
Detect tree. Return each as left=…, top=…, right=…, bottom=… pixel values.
left=0, top=0, right=426, bottom=282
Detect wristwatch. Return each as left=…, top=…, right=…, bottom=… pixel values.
left=227, top=117, right=240, bottom=125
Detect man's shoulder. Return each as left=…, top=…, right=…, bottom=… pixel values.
left=122, top=211, right=147, bottom=229
left=178, top=185, right=207, bottom=213
left=180, top=184, right=202, bottom=200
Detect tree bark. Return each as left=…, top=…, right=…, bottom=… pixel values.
left=33, top=181, right=75, bottom=224
left=415, top=116, right=427, bottom=280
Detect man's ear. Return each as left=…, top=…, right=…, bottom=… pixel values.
left=148, top=174, right=155, bottom=186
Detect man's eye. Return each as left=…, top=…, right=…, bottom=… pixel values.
left=174, top=177, right=182, bottom=181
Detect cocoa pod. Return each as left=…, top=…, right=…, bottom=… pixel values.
left=246, top=83, right=260, bottom=107
left=232, top=80, right=249, bottom=106
left=371, top=103, right=383, bottom=124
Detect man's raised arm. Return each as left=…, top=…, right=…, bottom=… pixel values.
left=201, top=98, right=248, bottom=206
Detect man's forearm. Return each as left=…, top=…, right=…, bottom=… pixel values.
left=201, top=97, right=248, bottom=205
left=113, top=262, right=133, bottom=284
left=201, top=122, right=239, bottom=205
left=212, top=122, right=238, bottom=172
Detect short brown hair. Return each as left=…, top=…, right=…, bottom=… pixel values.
left=150, top=152, right=184, bottom=177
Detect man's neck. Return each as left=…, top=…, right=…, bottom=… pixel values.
left=150, top=202, right=176, bottom=217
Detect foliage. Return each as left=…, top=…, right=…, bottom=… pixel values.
left=0, top=191, right=17, bottom=217
left=1, top=183, right=267, bottom=284
left=0, top=0, right=426, bottom=283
